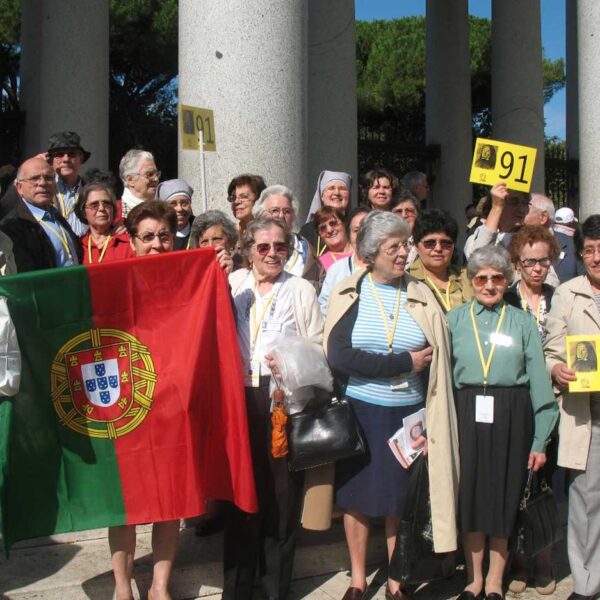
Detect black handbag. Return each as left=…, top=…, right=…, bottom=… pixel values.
left=286, top=394, right=366, bottom=471
left=388, top=455, right=456, bottom=585
left=511, top=468, right=563, bottom=557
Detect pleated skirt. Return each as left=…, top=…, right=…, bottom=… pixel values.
left=456, top=385, right=533, bottom=538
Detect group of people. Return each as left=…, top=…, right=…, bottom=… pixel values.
left=0, top=132, right=598, bottom=600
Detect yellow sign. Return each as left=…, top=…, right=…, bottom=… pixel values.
left=566, top=335, right=600, bottom=393
left=180, top=104, right=217, bottom=152
left=469, top=137, right=537, bottom=192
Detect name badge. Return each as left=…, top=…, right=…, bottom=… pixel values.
left=475, top=394, right=494, bottom=423
left=390, top=377, right=409, bottom=391
left=244, top=359, right=260, bottom=388
left=489, top=332, right=512, bottom=347
left=262, top=321, right=283, bottom=333
left=559, top=251, right=565, bottom=260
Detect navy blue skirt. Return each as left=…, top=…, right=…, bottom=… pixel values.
left=335, top=397, right=424, bottom=517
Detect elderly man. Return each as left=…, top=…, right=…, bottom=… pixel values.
left=524, top=193, right=583, bottom=284
left=0, top=157, right=81, bottom=272
left=157, top=179, right=194, bottom=250
left=0, top=132, right=91, bottom=238
left=401, top=170, right=429, bottom=204
left=252, top=184, right=324, bottom=291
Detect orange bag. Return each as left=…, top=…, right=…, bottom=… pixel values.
left=271, top=388, right=288, bottom=458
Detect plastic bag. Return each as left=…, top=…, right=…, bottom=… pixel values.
left=0, top=297, right=20, bottom=397
left=265, top=335, right=333, bottom=393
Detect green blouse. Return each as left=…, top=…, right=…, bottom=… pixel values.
left=447, top=300, right=558, bottom=452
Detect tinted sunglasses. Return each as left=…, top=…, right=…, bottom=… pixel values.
left=254, top=242, right=288, bottom=255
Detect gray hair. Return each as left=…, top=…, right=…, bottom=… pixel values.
left=119, top=149, right=155, bottom=183
left=252, top=184, right=300, bottom=230
left=189, top=210, right=238, bottom=250
left=241, top=216, right=294, bottom=260
left=467, top=245, right=514, bottom=282
left=401, top=171, right=426, bottom=192
left=357, top=210, right=410, bottom=265
left=530, top=193, right=556, bottom=223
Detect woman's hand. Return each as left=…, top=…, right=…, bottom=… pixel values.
left=528, top=451, right=546, bottom=472
left=410, top=346, right=433, bottom=373
left=265, top=353, right=282, bottom=381
left=216, top=247, right=233, bottom=274
left=551, top=362, right=577, bottom=389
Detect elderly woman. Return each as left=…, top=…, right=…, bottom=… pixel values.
left=157, top=179, right=194, bottom=250
left=544, top=215, right=600, bottom=600
left=391, top=191, right=419, bottom=268
left=360, top=168, right=399, bottom=211
left=190, top=210, right=238, bottom=251
left=447, top=245, right=558, bottom=600
left=252, top=184, right=324, bottom=290
left=318, top=206, right=370, bottom=315
left=300, top=170, right=352, bottom=252
left=325, top=211, right=459, bottom=600
left=227, top=173, right=267, bottom=236
left=75, top=183, right=135, bottom=264
left=313, top=206, right=353, bottom=271
left=408, top=209, right=472, bottom=312
left=108, top=201, right=179, bottom=600
left=224, top=216, right=323, bottom=600
left=119, top=149, right=160, bottom=218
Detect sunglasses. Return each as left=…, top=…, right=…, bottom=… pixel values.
left=420, top=239, right=454, bottom=251
left=472, top=274, right=506, bottom=287
left=254, top=242, right=289, bottom=255
left=86, top=199, right=113, bottom=211
left=318, top=219, right=342, bottom=233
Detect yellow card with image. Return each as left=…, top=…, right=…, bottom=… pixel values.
left=566, top=335, right=600, bottom=393
left=469, top=138, right=537, bottom=192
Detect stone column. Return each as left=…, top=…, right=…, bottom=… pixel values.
left=179, top=1, right=308, bottom=215
left=307, top=0, right=357, bottom=214
left=425, top=0, right=472, bottom=235
left=492, top=0, right=545, bottom=192
left=577, top=0, right=600, bottom=219
left=20, top=0, right=109, bottom=168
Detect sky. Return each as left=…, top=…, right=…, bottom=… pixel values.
left=355, top=0, right=566, bottom=139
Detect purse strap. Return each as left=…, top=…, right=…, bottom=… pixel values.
left=520, top=468, right=552, bottom=509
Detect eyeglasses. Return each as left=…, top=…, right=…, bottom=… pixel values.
left=318, top=219, right=342, bottom=233
left=393, top=207, right=417, bottom=216
left=137, top=170, right=161, bottom=180
left=420, top=238, right=454, bottom=251
left=472, top=274, right=506, bottom=287
left=382, top=241, right=410, bottom=256
left=135, top=231, right=173, bottom=244
left=50, top=150, right=81, bottom=159
left=581, top=246, right=600, bottom=259
left=86, top=199, right=113, bottom=211
left=267, top=207, right=293, bottom=217
left=19, top=174, right=55, bottom=184
left=254, top=242, right=289, bottom=255
left=228, top=193, right=253, bottom=203
left=519, top=257, right=551, bottom=268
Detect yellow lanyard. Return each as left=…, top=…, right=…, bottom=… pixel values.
left=55, top=190, right=76, bottom=219
left=286, top=249, right=300, bottom=272
left=317, top=236, right=326, bottom=256
left=87, top=235, right=112, bottom=264
left=37, top=217, right=74, bottom=261
left=368, top=273, right=402, bottom=353
left=426, top=276, right=451, bottom=312
left=469, top=301, right=507, bottom=387
left=250, top=282, right=277, bottom=356
left=518, top=285, right=543, bottom=325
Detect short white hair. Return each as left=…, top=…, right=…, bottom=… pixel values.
left=119, top=149, right=155, bottom=184
left=530, top=193, right=556, bottom=223
left=252, top=184, right=299, bottom=231
left=357, top=210, right=410, bottom=265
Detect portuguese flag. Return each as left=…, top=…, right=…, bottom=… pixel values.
left=0, top=249, right=257, bottom=552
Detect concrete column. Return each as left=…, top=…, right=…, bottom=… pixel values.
left=425, top=0, right=472, bottom=235
left=492, top=0, right=545, bottom=192
left=566, top=0, right=579, bottom=211
left=577, top=0, right=600, bottom=219
left=307, top=0, right=357, bottom=214
left=179, top=1, right=308, bottom=215
left=20, top=0, right=109, bottom=168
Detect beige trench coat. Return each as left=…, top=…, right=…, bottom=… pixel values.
left=302, top=270, right=460, bottom=553
left=544, top=275, right=598, bottom=470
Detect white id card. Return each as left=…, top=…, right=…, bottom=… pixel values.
left=489, top=332, right=512, bottom=347
left=475, top=394, right=494, bottom=423
left=262, top=321, right=283, bottom=332
left=390, top=377, right=409, bottom=391
left=244, top=360, right=260, bottom=388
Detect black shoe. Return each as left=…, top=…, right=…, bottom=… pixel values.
left=194, top=513, right=224, bottom=537
left=456, top=592, right=484, bottom=600
left=485, top=594, right=504, bottom=600
left=568, top=594, right=594, bottom=600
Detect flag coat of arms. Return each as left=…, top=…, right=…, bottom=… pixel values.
left=0, top=249, right=257, bottom=551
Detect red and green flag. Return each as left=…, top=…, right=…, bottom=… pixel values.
left=0, top=249, right=257, bottom=552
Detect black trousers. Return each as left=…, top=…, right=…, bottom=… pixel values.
left=223, top=382, right=304, bottom=600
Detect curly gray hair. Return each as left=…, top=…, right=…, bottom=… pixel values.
left=189, top=210, right=238, bottom=250
left=356, top=210, right=410, bottom=265
left=241, top=217, right=293, bottom=260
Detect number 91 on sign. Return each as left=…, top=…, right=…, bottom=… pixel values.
left=469, top=137, right=537, bottom=193
left=179, top=104, right=217, bottom=152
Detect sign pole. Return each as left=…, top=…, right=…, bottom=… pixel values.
left=198, top=127, right=208, bottom=213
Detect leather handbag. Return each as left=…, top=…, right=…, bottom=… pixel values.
left=286, top=395, right=366, bottom=471
left=511, top=468, right=563, bottom=557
